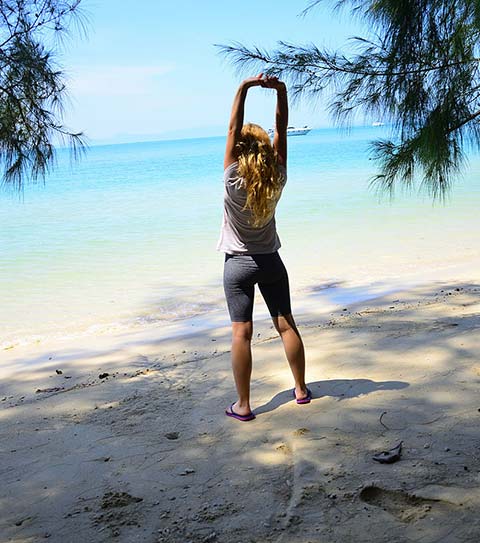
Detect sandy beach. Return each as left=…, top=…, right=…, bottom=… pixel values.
left=2, top=279, right=480, bottom=543
left=4, top=0, right=480, bottom=541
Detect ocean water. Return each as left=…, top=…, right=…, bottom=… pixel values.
left=1, top=127, right=480, bottom=347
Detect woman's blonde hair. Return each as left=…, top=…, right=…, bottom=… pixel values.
left=236, top=123, right=284, bottom=227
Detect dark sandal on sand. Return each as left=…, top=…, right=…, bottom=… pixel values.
left=225, top=403, right=256, bottom=421
left=293, top=387, right=312, bottom=404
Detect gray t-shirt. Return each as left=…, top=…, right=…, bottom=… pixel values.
left=217, top=161, right=287, bottom=255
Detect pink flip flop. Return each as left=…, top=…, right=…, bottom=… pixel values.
left=225, top=403, right=256, bottom=421
left=293, top=387, right=312, bottom=404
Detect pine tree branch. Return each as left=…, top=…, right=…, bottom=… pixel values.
left=448, top=108, right=480, bottom=134
left=0, top=1, right=83, bottom=49
left=218, top=42, right=480, bottom=79
left=219, top=0, right=480, bottom=197
left=0, top=0, right=86, bottom=189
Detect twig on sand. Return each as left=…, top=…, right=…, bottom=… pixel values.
left=379, top=411, right=390, bottom=430
left=417, top=414, right=444, bottom=425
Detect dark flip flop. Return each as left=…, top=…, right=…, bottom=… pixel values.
left=372, top=441, right=403, bottom=464
left=293, top=387, right=312, bottom=404
left=225, top=403, right=256, bottom=422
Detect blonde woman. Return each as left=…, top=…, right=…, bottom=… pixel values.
left=218, top=74, right=310, bottom=422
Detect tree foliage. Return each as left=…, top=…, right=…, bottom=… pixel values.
left=0, top=0, right=87, bottom=190
left=219, top=1, right=480, bottom=197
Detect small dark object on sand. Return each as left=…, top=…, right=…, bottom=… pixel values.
left=55, top=369, right=63, bottom=375
left=35, top=387, right=64, bottom=394
left=99, top=373, right=109, bottom=379
left=373, top=441, right=403, bottom=464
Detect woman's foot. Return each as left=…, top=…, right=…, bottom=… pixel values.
left=225, top=400, right=255, bottom=421
left=293, top=386, right=312, bottom=404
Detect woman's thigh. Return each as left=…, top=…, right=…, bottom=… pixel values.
left=256, top=253, right=292, bottom=318
left=223, top=255, right=259, bottom=322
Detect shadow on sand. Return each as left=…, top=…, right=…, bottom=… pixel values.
left=254, top=378, right=409, bottom=415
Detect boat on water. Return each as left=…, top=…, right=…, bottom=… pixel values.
left=268, top=126, right=311, bottom=137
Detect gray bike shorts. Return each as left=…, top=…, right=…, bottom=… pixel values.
left=223, top=251, right=292, bottom=322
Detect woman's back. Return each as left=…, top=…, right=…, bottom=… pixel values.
left=217, top=161, right=287, bottom=255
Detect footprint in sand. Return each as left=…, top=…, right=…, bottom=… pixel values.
left=359, top=486, right=444, bottom=523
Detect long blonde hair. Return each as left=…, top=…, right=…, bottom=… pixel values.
left=236, top=123, right=284, bottom=227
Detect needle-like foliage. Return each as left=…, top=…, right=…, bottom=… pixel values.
left=0, top=0, right=87, bottom=190
left=218, top=1, right=480, bottom=198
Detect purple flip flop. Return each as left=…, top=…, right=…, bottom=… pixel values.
left=293, top=387, right=312, bottom=404
left=225, top=403, right=256, bottom=422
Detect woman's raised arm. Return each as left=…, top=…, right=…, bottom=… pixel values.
left=224, top=74, right=264, bottom=170
left=263, top=77, right=288, bottom=168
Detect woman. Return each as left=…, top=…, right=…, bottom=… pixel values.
left=218, top=74, right=310, bottom=422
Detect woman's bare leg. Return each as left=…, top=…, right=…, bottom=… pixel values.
left=229, top=321, right=254, bottom=415
left=272, top=314, right=308, bottom=399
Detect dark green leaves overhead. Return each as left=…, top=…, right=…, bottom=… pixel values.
left=0, top=0, right=87, bottom=190
left=219, top=1, right=480, bottom=197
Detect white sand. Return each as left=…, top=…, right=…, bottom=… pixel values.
left=2, top=279, right=480, bottom=542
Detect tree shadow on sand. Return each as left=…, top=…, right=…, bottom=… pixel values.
left=2, top=282, right=480, bottom=543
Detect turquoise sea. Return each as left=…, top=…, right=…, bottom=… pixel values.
left=1, top=127, right=480, bottom=347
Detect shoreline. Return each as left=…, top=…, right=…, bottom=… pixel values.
left=3, top=128, right=480, bottom=356
left=2, top=278, right=480, bottom=541
left=4, top=245, right=480, bottom=353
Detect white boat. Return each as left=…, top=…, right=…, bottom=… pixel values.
left=268, top=126, right=311, bottom=137
left=287, top=126, right=311, bottom=136
left=371, top=122, right=385, bottom=127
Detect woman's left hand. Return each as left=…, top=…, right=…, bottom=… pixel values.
left=261, top=76, right=285, bottom=90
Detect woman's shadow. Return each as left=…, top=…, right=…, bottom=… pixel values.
left=254, top=378, right=409, bottom=415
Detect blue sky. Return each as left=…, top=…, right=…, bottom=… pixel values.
left=62, top=0, right=364, bottom=144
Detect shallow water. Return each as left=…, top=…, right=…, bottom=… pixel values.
left=1, top=127, right=479, bottom=347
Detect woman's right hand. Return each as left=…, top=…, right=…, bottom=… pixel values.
left=241, top=74, right=265, bottom=88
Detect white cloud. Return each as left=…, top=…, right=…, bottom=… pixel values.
left=68, top=64, right=174, bottom=97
